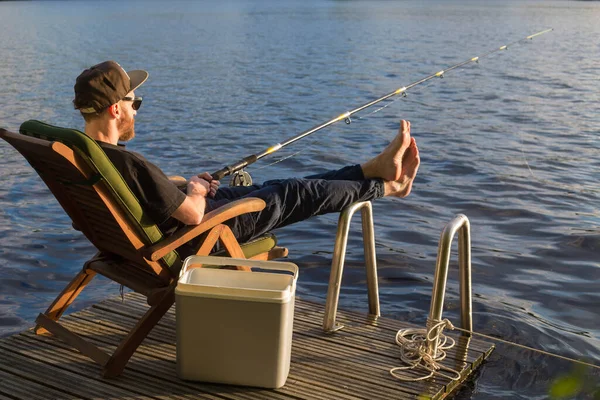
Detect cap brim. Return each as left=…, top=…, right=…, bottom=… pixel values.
left=128, top=69, right=148, bottom=92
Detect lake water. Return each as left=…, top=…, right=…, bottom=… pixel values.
left=0, top=0, right=599, bottom=398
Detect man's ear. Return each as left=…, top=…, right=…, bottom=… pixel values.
left=107, top=103, right=120, bottom=118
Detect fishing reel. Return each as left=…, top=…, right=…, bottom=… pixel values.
left=229, top=169, right=253, bottom=187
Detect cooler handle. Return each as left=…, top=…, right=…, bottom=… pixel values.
left=180, top=255, right=298, bottom=280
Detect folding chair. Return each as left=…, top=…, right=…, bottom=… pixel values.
left=0, top=120, right=287, bottom=377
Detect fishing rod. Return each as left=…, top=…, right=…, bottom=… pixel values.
left=211, top=28, right=553, bottom=184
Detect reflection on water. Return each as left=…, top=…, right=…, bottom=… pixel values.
left=1, top=0, right=599, bottom=398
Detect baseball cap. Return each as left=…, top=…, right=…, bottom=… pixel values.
left=73, top=61, right=148, bottom=114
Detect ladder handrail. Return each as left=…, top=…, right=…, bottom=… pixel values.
left=428, top=214, right=473, bottom=357
left=323, top=201, right=380, bottom=333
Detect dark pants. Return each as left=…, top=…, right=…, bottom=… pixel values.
left=206, top=164, right=385, bottom=244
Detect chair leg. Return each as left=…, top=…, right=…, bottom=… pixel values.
left=102, top=284, right=176, bottom=378
left=35, top=313, right=110, bottom=365
left=34, top=268, right=96, bottom=335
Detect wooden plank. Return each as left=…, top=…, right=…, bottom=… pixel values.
left=61, top=311, right=381, bottom=400
left=93, top=297, right=440, bottom=383
left=292, top=309, right=483, bottom=366
left=117, top=293, right=490, bottom=358
left=292, top=301, right=491, bottom=397
left=16, top=331, right=290, bottom=400
left=291, top=316, right=472, bottom=381
left=0, top=344, right=147, bottom=399
left=67, top=309, right=442, bottom=397
left=0, top=293, right=493, bottom=400
left=6, top=334, right=195, bottom=400
left=114, top=292, right=492, bottom=360
left=295, top=300, right=493, bottom=349
left=0, top=369, right=80, bottom=400
left=87, top=297, right=446, bottom=399
left=293, top=300, right=494, bottom=361
left=88, top=302, right=437, bottom=392
left=33, top=316, right=305, bottom=400
left=95, top=295, right=485, bottom=398
left=291, top=333, right=446, bottom=391
left=289, top=351, right=438, bottom=400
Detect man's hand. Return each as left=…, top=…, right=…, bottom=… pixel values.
left=197, top=172, right=220, bottom=198
left=187, top=176, right=211, bottom=197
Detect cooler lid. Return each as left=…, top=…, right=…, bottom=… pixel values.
left=176, top=256, right=298, bottom=303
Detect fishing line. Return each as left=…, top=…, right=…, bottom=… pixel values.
left=255, top=66, right=458, bottom=172
left=453, top=325, right=600, bottom=370
left=253, top=98, right=402, bottom=173
left=211, top=29, right=554, bottom=182
left=391, top=317, right=600, bottom=383
left=254, top=66, right=473, bottom=173
left=252, top=101, right=397, bottom=172
left=518, top=131, right=536, bottom=178
left=229, top=39, right=517, bottom=177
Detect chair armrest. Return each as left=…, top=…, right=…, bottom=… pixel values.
left=143, top=197, right=266, bottom=262
left=168, top=175, right=187, bottom=189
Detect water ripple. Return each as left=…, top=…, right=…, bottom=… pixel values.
left=2, top=1, right=600, bottom=398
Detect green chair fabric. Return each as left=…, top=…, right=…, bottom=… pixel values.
left=18, top=120, right=276, bottom=269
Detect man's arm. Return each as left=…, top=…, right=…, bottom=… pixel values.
left=171, top=176, right=210, bottom=225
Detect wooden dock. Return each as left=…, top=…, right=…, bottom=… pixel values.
left=0, top=293, right=493, bottom=399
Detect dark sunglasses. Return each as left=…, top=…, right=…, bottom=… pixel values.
left=122, top=96, right=143, bottom=111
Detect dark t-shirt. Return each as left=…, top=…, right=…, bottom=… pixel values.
left=97, top=141, right=186, bottom=235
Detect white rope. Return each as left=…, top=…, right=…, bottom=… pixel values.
left=391, top=318, right=600, bottom=382
left=390, top=318, right=462, bottom=382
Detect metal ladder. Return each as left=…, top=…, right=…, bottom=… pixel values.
left=322, top=208, right=474, bottom=347
left=323, top=201, right=379, bottom=333
left=427, top=214, right=473, bottom=357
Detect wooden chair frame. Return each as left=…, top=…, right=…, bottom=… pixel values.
left=1, top=128, right=287, bottom=377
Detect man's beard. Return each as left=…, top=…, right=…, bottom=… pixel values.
left=118, top=117, right=135, bottom=142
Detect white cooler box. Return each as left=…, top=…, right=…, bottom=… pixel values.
left=176, top=255, right=298, bottom=388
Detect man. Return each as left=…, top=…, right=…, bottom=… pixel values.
left=73, top=61, right=420, bottom=257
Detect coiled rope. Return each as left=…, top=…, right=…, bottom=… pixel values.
left=391, top=318, right=600, bottom=382
left=390, top=318, right=461, bottom=381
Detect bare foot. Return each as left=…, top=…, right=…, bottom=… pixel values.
left=362, top=120, right=411, bottom=181
left=385, top=137, right=420, bottom=198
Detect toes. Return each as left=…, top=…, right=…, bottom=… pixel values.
left=397, top=121, right=411, bottom=140
left=400, top=120, right=411, bottom=134
left=390, top=136, right=419, bottom=198
left=402, top=141, right=420, bottom=174
left=409, top=158, right=420, bottom=179
left=408, top=151, right=420, bottom=171
left=393, top=121, right=411, bottom=154
left=402, top=138, right=418, bottom=161
left=411, top=141, right=419, bottom=164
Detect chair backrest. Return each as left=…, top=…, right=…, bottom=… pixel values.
left=1, top=120, right=179, bottom=278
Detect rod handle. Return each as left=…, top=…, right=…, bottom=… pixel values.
left=211, top=155, right=258, bottom=181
